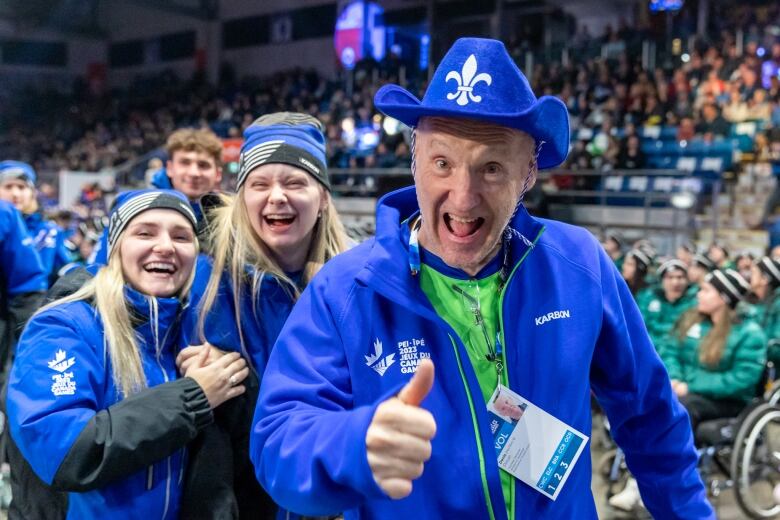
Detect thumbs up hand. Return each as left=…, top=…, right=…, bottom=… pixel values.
left=365, top=359, right=437, bottom=499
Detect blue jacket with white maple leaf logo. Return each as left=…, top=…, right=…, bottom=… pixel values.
left=7, top=284, right=212, bottom=519
left=251, top=186, right=713, bottom=520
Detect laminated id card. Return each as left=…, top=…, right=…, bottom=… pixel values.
left=487, top=384, right=589, bottom=500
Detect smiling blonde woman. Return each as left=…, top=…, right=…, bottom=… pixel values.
left=6, top=189, right=249, bottom=519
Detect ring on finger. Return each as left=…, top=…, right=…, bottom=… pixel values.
left=229, top=374, right=238, bottom=386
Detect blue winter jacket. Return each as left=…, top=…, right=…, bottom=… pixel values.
left=24, top=211, right=70, bottom=284
left=8, top=285, right=213, bottom=519
left=252, top=187, right=713, bottom=520
left=0, top=201, right=46, bottom=296
left=186, top=254, right=296, bottom=374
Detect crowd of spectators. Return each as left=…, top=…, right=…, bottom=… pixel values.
left=2, top=2, right=780, bottom=182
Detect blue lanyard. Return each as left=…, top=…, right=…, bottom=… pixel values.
left=408, top=217, right=511, bottom=376
left=408, top=216, right=512, bottom=290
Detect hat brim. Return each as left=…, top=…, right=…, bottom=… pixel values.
left=375, top=84, right=570, bottom=169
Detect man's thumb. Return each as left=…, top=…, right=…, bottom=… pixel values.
left=398, top=359, right=435, bottom=406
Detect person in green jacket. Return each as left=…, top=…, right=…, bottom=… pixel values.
left=659, top=269, right=767, bottom=432
left=602, top=232, right=624, bottom=273
left=622, top=248, right=653, bottom=297
left=751, top=256, right=780, bottom=365
left=638, top=260, right=697, bottom=350
left=686, top=253, right=715, bottom=298
left=676, top=241, right=696, bottom=268
left=735, top=251, right=756, bottom=283
left=708, top=243, right=734, bottom=270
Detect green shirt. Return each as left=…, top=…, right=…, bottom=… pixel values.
left=419, top=263, right=513, bottom=518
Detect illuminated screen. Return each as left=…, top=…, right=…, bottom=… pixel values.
left=334, top=1, right=386, bottom=69
left=649, top=0, right=684, bottom=11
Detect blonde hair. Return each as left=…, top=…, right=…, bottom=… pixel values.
left=166, top=128, right=223, bottom=167
left=21, top=194, right=38, bottom=216
left=676, top=307, right=735, bottom=366
left=197, top=185, right=348, bottom=359
left=38, top=228, right=198, bottom=398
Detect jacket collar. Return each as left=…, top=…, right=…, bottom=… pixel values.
left=358, top=186, right=544, bottom=304
left=24, top=211, right=43, bottom=228
left=124, top=285, right=185, bottom=352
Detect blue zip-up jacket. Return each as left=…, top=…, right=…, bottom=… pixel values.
left=180, top=254, right=297, bottom=520
left=8, top=285, right=213, bottom=519
left=252, top=186, right=713, bottom=520
left=185, top=254, right=295, bottom=373
left=0, top=201, right=46, bottom=297
left=23, top=211, right=70, bottom=284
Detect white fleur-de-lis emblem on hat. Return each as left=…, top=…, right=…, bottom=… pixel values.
left=445, top=54, right=492, bottom=106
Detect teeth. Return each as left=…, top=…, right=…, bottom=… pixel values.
left=145, top=262, right=175, bottom=272
left=449, top=215, right=478, bottom=223
left=266, top=214, right=294, bottom=220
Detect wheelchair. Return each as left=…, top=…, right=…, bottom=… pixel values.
left=696, top=366, right=780, bottom=519
left=596, top=362, right=780, bottom=518
left=728, top=393, right=780, bottom=518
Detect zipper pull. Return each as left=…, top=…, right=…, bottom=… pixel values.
left=494, top=332, right=503, bottom=381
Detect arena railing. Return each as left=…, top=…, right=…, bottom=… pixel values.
left=329, top=167, right=714, bottom=250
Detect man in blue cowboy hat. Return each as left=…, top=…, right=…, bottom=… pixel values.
left=251, top=38, right=713, bottom=519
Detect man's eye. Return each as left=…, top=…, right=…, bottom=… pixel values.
left=434, top=159, right=448, bottom=169
left=485, top=163, right=502, bottom=174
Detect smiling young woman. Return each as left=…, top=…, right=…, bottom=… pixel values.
left=6, top=189, right=250, bottom=519
left=177, top=112, right=349, bottom=518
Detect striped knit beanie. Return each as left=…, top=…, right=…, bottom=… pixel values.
left=627, top=248, right=653, bottom=271
left=705, top=269, right=750, bottom=308
left=237, top=112, right=329, bottom=190
left=0, top=161, right=36, bottom=186
left=757, top=256, right=780, bottom=286
left=692, top=254, right=716, bottom=272
left=658, top=259, right=688, bottom=277
left=108, top=189, right=197, bottom=256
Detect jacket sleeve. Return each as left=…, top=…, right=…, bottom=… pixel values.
left=251, top=272, right=388, bottom=516
left=0, top=204, right=47, bottom=297
left=687, top=324, right=766, bottom=400
left=7, top=307, right=213, bottom=492
left=590, top=249, right=714, bottom=519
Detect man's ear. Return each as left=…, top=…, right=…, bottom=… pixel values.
left=524, top=158, right=538, bottom=193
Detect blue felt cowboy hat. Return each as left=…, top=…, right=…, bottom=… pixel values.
left=374, top=37, right=570, bottom=169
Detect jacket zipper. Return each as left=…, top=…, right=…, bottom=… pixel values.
left=430, top=227, right=546, bottom=520
left=497, top=226, right=545, bottom=520
left=162, top=456, right=172, bottom=519
left=148, top=296, right=174, bottom=520
left=449, top=335, right=497, bottom=520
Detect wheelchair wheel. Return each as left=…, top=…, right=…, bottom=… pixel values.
left=731, top=402, right=780, bottom=519
left=766, top=381, right=780, bottom=407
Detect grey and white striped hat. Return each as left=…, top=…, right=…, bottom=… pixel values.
left=108, top=189, right=197, bottom=256
left=704, top=269, right=751, bottom=308
left=757, top=256, right=780, bottom=286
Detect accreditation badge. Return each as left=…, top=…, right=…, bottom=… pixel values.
left=487, top=384, right=589, bottom=500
